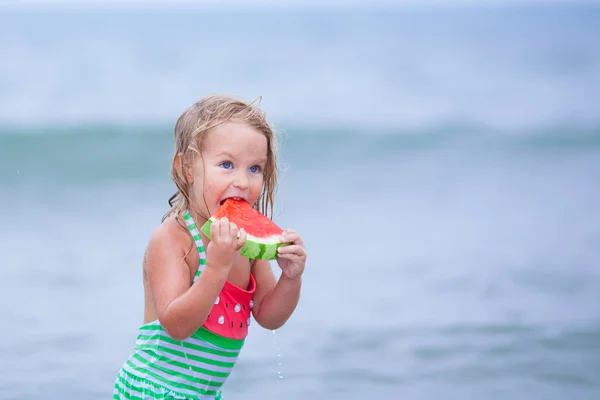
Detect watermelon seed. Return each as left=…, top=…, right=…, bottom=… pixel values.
left=240, top=322, right=243, bottom=328
left=231, top=322, right=234, bottom=328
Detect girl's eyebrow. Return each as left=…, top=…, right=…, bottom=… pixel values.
left=216, top=151, right=235, bottom=159
left=216, top=152, right=266, bottom=165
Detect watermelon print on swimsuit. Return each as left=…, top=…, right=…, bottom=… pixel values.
left=183, top=211, right=256, bottom=340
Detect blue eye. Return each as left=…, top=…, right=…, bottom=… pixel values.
left=220, top=161, right=232, bottom=169
left=250, top=165, right=261, bottom=173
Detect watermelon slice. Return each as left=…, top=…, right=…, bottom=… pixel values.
left=201, top=197, right=284, bottom=260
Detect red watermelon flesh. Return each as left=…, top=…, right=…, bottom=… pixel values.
left=201, top=198, right=284, bottom=260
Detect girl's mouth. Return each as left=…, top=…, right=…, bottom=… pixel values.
left=219, top=196, right=246, bottom=206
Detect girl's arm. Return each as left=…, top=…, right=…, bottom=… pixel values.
left=250, top=259, right=302, bottom=330
left=145, top=218, right=244, bottom=340
left=251, top=229, right=306, bottom=330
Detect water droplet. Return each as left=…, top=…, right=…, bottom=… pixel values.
left=218, top=315, right=225, bottom=324
left=272, top=330, right=284, bottom=379
left=234, top=304, right=241, bottom=312
left=249, top=300, right=254, bottom=308
left=215, top=296, right=220, bottom=305
left=247, top=317, right=251, bottom=326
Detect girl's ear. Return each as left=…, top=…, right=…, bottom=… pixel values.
left=174, top=152, right=194, bottom=184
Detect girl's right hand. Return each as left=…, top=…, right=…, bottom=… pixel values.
left=206, top=217, right=247, bottom=273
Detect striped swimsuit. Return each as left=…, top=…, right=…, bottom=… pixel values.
left=113, top=211, right=255, bottom=399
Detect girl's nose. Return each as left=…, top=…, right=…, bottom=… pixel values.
left=233, top=171, right=250, bottom=190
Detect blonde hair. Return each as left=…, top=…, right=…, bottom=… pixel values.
left=163, top=94, right=279, bottom=222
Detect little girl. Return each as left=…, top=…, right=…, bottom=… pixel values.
left=113, top=95, right=307, bottom=399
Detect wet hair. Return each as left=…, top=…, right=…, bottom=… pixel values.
left=163, top=94, right=279, bottom=222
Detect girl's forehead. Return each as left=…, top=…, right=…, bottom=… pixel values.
left=203, top=122, right=268, bottom=155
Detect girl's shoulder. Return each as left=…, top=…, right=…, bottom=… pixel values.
left=142, top=214, right=198, bottom=281
left=146, top=214, right=194, bottom=257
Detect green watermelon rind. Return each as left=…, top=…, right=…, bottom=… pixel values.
left=200, top=218, right=284, bottom=260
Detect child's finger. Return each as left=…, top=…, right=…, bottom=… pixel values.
left=236, top=228, right=247, bottom=250
left=230, top=222, right=238, bottom=242
left=281, top=229, right=303, bottom=245
left=220, top=217, right=230, bottom=237
left=276, top=252, right=304, bottom=262
left=278, top=244, right=306, bottom=259
left=210, top=218, right=219, bottom=239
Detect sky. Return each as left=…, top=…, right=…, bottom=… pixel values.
left=4, top=0, right=599, bottom=9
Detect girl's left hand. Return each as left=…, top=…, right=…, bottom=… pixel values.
left=276, top=229, right=307, bottom=280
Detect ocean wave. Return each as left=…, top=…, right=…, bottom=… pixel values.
left=1, top=121, right=599, bottom=147
left=2, top=122, right=598, bottom=186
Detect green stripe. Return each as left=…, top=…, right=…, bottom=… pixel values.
left=135, top=343, right=235, bottom=368
left=192, top=326, right=245, bottom=350
left=115, top=374, right=161, bottom=399
left=133, top=349, right=231, bottom=378
left=139, top=323, right=245, bottom=350
left=116, top=370, right=223, bottom=399
left=132, top=353, right=226, bottom=386
left=114, top=383, right=144, bottom=399
left=125, top=361, right=219, bottom=396
left=132, top=357, right=215, bottom=387
left=137, top=333, right=239, bottom=358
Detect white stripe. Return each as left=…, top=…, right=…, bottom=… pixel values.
left=135, top=351, right=227, bottom=389
left=187, top=222, right=201, bottom=235
left=114, top=379, right=149, bottom=398
left=123, top=362, right=205, bottom=398
left=115, top=374, right=175, bottom=399
left=137, top=337, right=238, bottom=369
left=184, top=212, right=206, bottom=247
left=183, top=335, right=240, bottom=355
left=139, top=327, right=241, bottom=354
left=183, top=211, right=207, bottom=275
left=128, top=355, right=223, bottom=392
left=193, top=263, right=206, bottom=279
